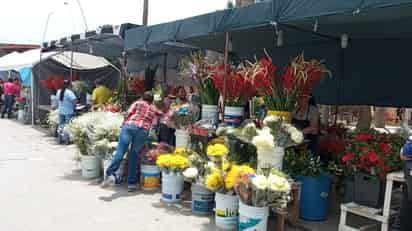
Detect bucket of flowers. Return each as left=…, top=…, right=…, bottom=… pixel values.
left=203, top=143, right=255, bottom=230
left=182, top=150, right=216, bottom=215
left=252, top=115, right=304, bottom=171
left=264, top=53, right=330, bottom=122
left=46, top=110, right=59, bottom=137
left=156, top=147, right=190, bottom=203
left=235, top=167, right=292, bottom=231
left=339, top=129, right=404, bottom=208
left=141, top=142, right=174, bottom=191
left=65, top=112, right=124, bottom=179
left=283, top=149, right=335, bottom=221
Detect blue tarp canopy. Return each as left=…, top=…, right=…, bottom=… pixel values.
left=124, top=0, right=412, bottom=107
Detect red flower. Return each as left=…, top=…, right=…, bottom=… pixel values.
left=379, top=143, right=392, bottom=155
left=378, top=172, right=386, bottom=179
left=356, top=133, right=372, bottom=141
left=342, top=152, right=354, bottom=162
left=367, top=151, right=379, bottom=163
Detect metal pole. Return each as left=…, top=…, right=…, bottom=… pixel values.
left=223, top=32, right=230, bottom=120
left=33, top=12, right=53, bottom=126
left=143, top=0, right=149, bottom=26
left=70, top=45, right=74, bottom=83
left=75, top=0, right=88, bottom=31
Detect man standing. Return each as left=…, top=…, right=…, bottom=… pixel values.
left=1, top=78, right=18, bottom=119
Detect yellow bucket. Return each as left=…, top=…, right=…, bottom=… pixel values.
left=267, top=110, right=292, bottom=123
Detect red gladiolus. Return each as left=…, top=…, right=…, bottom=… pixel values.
left=342, top=152, right=354, bottom=162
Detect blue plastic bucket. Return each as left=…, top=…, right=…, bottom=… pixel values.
left=297, top=174, right=332, bottom=221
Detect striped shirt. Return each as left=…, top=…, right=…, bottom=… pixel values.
left=124, top=100, right=157, bottom=131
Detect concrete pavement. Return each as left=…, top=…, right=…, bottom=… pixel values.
left=0, top=119, right=215, bottom=231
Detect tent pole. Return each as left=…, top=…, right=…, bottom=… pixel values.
left=70, top=45, right=74, bottom=83
left=222, top=32, right=230, bottom=121
left=163, top=53, right=167, bottom=93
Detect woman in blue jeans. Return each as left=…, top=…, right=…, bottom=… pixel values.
left=102, top=92, right=160, bottom=192
left=56, top=80, right=77, bottom=143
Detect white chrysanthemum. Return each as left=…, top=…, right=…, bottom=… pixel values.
left=291, top=130, right=304, bottom=144
left=263, top=115, right=280, bottom=126
left=183, top=167, right=199, bottom=179
left=252, top=175, right=269, bottom=190
left=252, top=128, right=275, bottom=148
left=268, top=174, right=291, bottom=192
left=154, top=94, right=162, bottom=101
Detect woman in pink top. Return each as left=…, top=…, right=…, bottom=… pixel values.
left=1, top=78, right=17, bottom=118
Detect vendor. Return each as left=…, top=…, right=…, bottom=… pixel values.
left=158, top=94, right=176, bottom=146
left=292, top=94, right=320, bottom=155
left=1, top=78, right=19, bottom=119
left=92, top=78, right=111, bottom=110
left=176, top=86, right=188, bottom=106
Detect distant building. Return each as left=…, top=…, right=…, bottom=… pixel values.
left=0, top=43, right=40, bottom=57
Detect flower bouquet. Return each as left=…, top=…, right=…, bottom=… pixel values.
left=252, top=115, right=304, bottom=170
left=203, top=142, right=255, bottom=229
left=235, top=169, right=292, bottom=231
left=72, top=80, right=90, bottom=95
left=264, top=53, right=330, bottom=119
left=156, top=147, right=190, bottom=202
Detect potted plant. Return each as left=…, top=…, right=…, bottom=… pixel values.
left=182, top=150, right=215, bottom=215
left=283, top=149, right=334, bottom=221
left=141, top=142, right=174, bottom=191
left=234, top=168, right=292, bottom=231
left=339, top=129, right=404, bottom=208
left=264, top=53, right=330, bottom=122
left=252, top=115, right=304, bottom=171
left=203, top=143, right=255, bottom=230
left=156, top=148, right=190, bottom=203
left=179, top=52, right=220, bottom=124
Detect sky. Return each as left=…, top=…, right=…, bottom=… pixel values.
left=0, top=0, right=228, bottom=44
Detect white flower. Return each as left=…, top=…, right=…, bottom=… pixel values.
left=252, top=128, right=274, bottom=148
left=206, top=161, right=216, bottom=170
left=216, top=127, right=227, bottom=136
left=263, top=115, right=280, bottom=126
left=252, top=175, right=269, bottom=190
left=108, top=142, right=118, bottom=150
left=154, top=94, right=162, bottom=101
left=268, top=174, right=291, bottom=192
left=183, top=167, right=199, bottom=179
left=291, top=130, right=304, bottom=144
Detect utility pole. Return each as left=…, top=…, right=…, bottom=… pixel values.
left=143, top=0, right=149, bottom=26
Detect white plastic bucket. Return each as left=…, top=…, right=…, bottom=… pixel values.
left=161, top=171, right=184, bottom=203
left=238, top=201, right=269, bottom=231
left=215, top=192, right=239, bottom=230
left=201, top=104, right=218, bottom=124
left=81, top=155, right=101, bottom=179
left=17, top=110, right=25, bottom=122
left=141, top=164, right=161, bottom=191
left=175, top=129, right=189, bottom=148
left=224, top=106, right=244, bottom=127
left=257, top=146, right=285, bottom=171
left=191, top=184, right=215, bottom=215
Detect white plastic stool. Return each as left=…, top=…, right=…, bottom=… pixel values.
left=339, top=171, right=405, bottom=231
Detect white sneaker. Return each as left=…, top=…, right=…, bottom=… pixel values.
left=101, top=175, right=116, bottom=188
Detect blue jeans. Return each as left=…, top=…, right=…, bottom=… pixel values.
left=59, top=114, right=74, bottom=128
left=106, top=124, right=148, bottom=185
left=1, top=94, right=15, bottom=118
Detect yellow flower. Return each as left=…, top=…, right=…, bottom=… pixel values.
left=207, top=144, right=228, bottom=157
left=224, top=164, right=255, bottom=190
left=156, top=153, right=189, bottom=170
left=205, top=170, right=223, bottom=191
left=222, top=159, right=231, bottom=171
left=174, top=147, right=186, bottom=155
